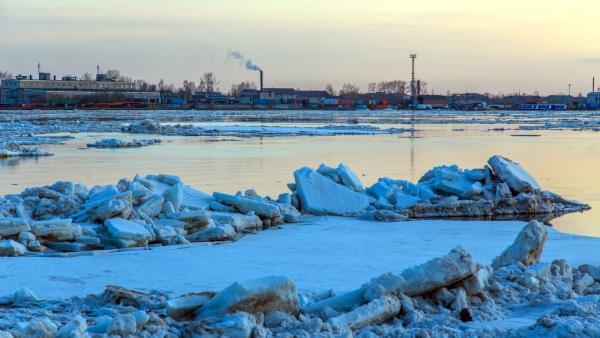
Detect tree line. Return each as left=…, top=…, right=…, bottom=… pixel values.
left=326, top=80, right=428, bottom=97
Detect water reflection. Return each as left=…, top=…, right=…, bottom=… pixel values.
left=0, top=156, right=41, bottom=167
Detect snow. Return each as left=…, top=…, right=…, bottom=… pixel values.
left=1, top=217, right=599, bottom=299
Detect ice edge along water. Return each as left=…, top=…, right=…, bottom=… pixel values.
left=0, top=154, right=595, bottom=337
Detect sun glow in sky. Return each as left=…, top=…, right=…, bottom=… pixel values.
left=1, top=0, right=599, bottom=95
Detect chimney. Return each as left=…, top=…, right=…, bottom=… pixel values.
left=260, top=70, right=263, bottom=91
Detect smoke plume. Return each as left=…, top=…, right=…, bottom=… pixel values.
left=229, top=50, right=262, bottom=71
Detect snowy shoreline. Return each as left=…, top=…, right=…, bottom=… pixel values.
left=2, top=217, right=597, bottom=299
left=2, top=219, right=600, bottom=337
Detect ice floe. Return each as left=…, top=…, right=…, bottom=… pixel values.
left=0, top=141, right=52, bottom=158
left=0, top=155, right=588, bottom=256
left=87, top=138, right=161, bottom=148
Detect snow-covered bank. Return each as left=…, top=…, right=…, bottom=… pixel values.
left=1, top=217, right=598, bottom=299
left=1, top=219, right=600, bottom=337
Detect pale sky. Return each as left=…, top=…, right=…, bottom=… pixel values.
left=1, top=0, right=599, bottom=95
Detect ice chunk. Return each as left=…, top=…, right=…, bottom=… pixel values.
left=167, top=293, right=213, bottom=320
left=0, top=217, right=30, bottom=237
left=328, top=295, right=401, bottom=330
left=163, top=183, right=184, bottom=212
left=213, top=192, right=281, bottom=219
left=192, top=312, right=256, bottom=338
left=492, top=220, right=547, bottom=269
left=94, top=199, right=129, bottom=221
left=104, top=218, right=152, bottom=245
left=188, top=223, right=236, bottom=242
left=488, top=155, right=541, bottom=192
left=0, top=239, right=27, bottom=256
left=11, top=287, right=40, bottom=303
left=30, top=219, right=82, bottom=241
left=84, top=186, right=119, bottom=208
left=391, top=192, right=420, bottom=210
left=210, top=212, right=262, bottom=232
left=172, top=210, right=213, bottom=231
left=303, top=288, right=364, bottom=314
left=293, top=167, right=369, bottom=216
left=195, top=275, right=300, bottom=318
left=316, top=163, right=340, bottom=183
left=368, top=181, right=393, bottom=200
left=55, top=316, right=87, bottom=338
left=18, top=318, right=57, bottom=337
left=337, top=163, right=363, bottom=191
left=181, top=186, right=212, bottom=210
left=136, top=194, right=164, bottom=218
left=400, top=246, right=476, bottom=296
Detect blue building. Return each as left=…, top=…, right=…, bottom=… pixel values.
left=586, top=92, right=600, bottom=109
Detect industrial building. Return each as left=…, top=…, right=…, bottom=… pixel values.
left=587, top=92, right=600, bottom=109
left=0, top=69, right=159, bottom=106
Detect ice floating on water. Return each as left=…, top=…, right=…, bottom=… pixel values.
left=87, top=138, right=161, bottom=148
left=0, top=141, right=52, bottom=158
left=0, top=155, right=588, bottom=256
left=290, top=155, right=589, bottom=221
left=122, top=118, right=412, bottom=137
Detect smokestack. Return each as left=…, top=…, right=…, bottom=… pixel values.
left=260, top=70, right=263, bottom=91
left=594, top=77, right=596, bottom=93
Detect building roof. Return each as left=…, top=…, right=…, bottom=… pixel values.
left=260, top=88, right=332, bottom=99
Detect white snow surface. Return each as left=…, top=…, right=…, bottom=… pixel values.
left=1, top=217, right=598, bottom=299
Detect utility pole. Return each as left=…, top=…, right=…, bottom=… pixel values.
left=410, top=54, right=417, bottom=106
left=568, top=83, right=571, bottom=96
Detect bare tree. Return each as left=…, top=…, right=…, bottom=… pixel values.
left=339, top=83, right=359, bottom=95
left=368, top=82, right=377, bottom=93
left=106, top=69, right=120, bottom=80
left=158, top=79, right=175, bottom=93
left=81, top=72, right=93, bottom=81
left=229, top=81, right=256, bottom=97
left=198, top=72, right=219, bottom=93
left=135, top=79, right=151, bottom=91
left=0, top=71, right=13, bottom=80
left=178, top=80, right=196, bottom=101
left=375, top=80, right=407, bottom=94
left=325, top=84, right=336, bottom=96
left=105, top=69, right=132, bottom=82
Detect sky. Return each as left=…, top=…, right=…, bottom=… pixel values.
left=1, top=0, right=599, bottom=95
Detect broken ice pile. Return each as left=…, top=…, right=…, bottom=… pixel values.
left=4, top=220, right=600, bottom=337
left=290, top=155, right=589, bottom=221
left=0, top=141, right=52, bottom=158
left=87, top=138, right=162, bottom=148
left=0, top=174, right=300, bottom=256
